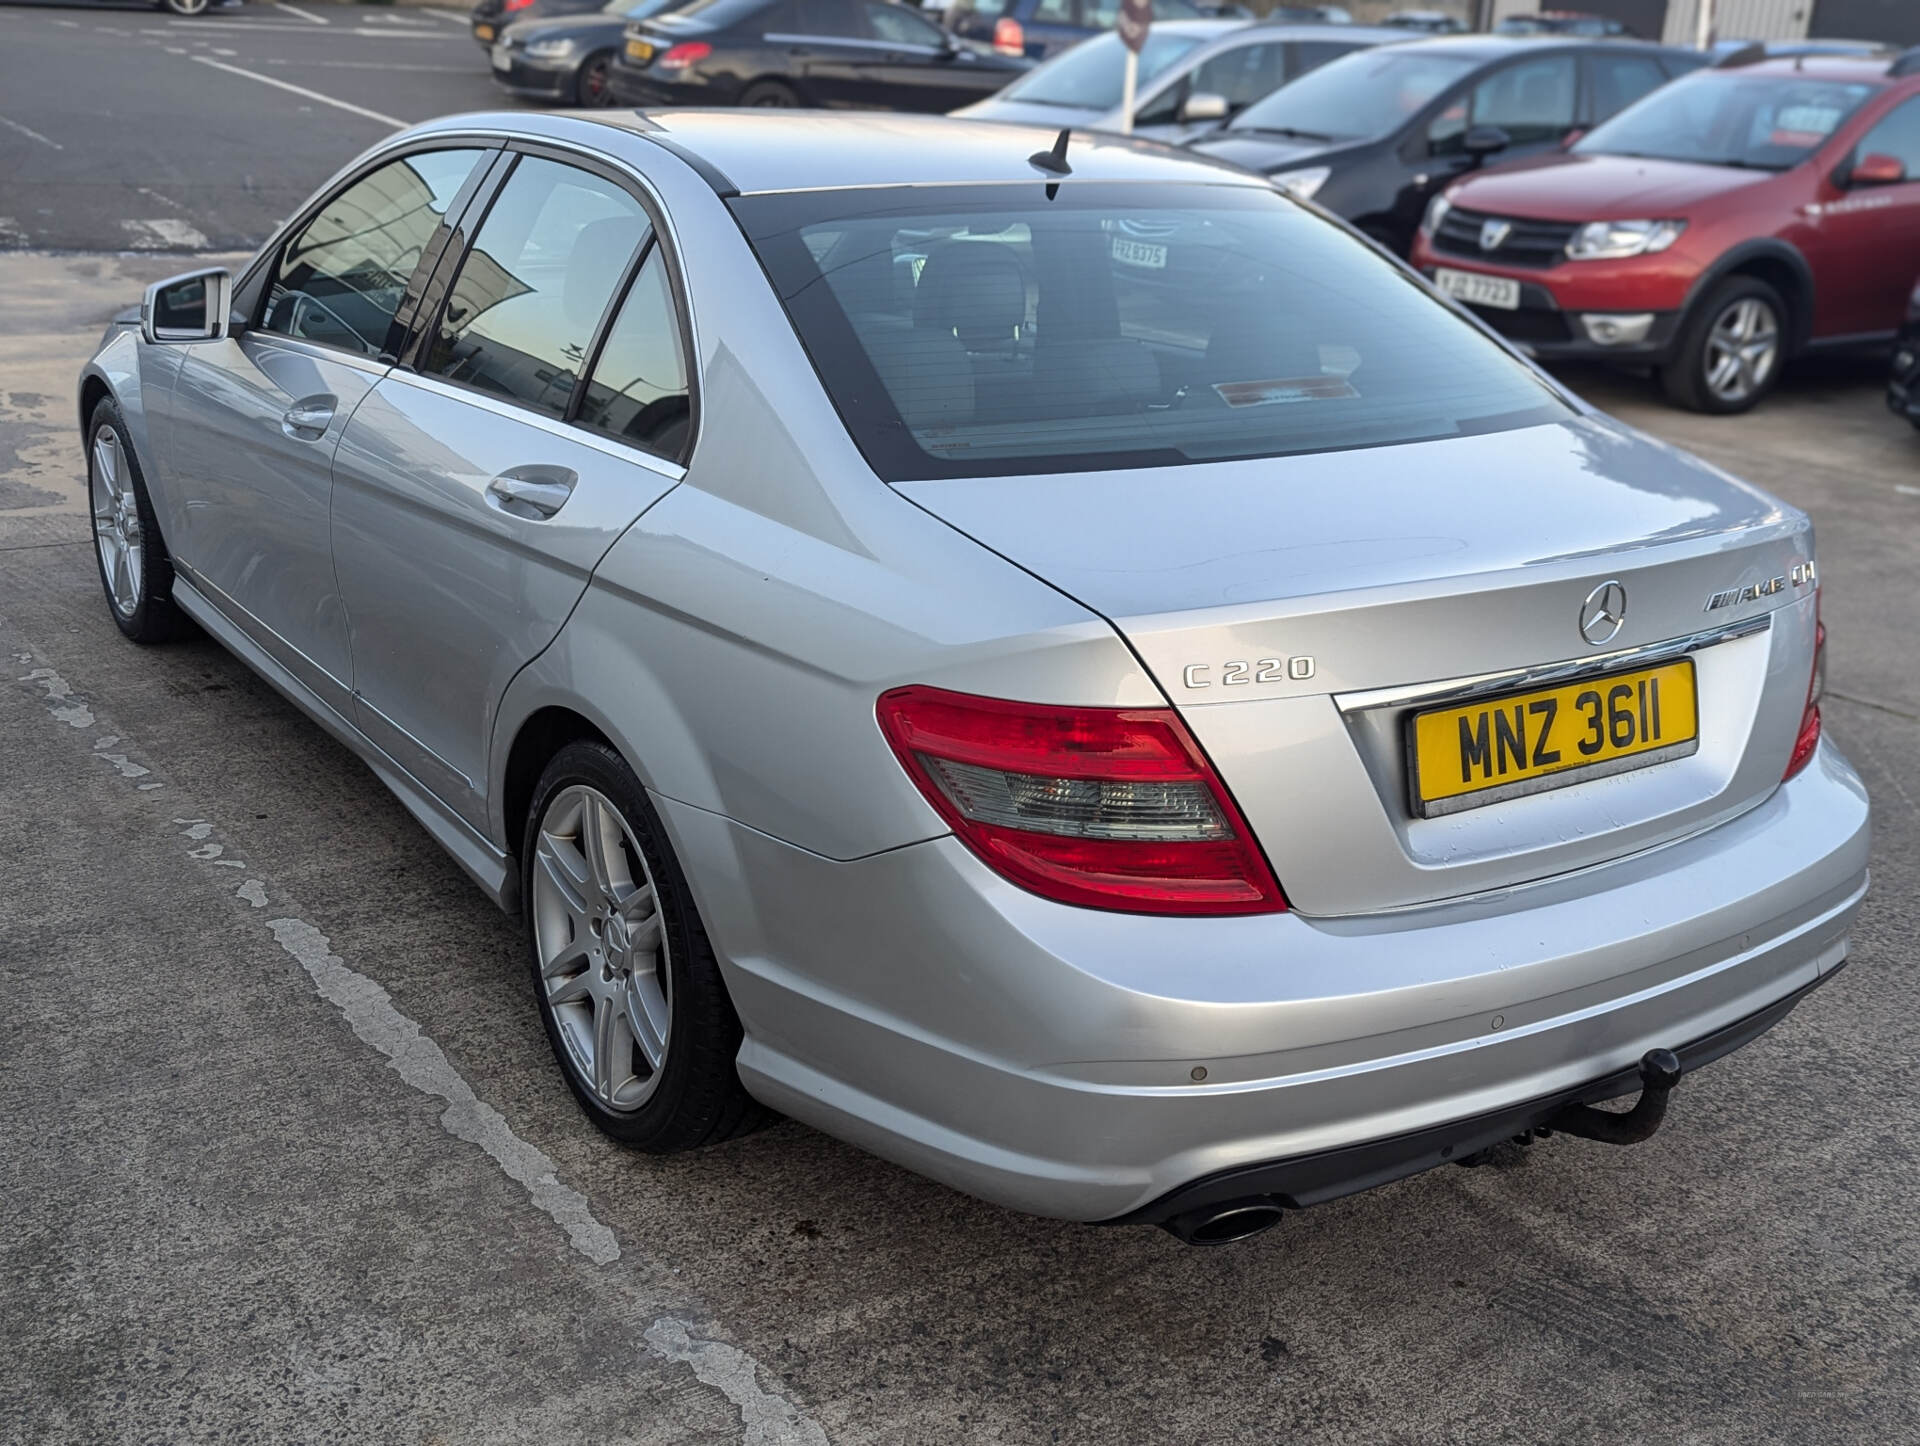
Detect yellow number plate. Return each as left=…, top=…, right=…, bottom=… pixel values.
left=625, top=37, right=654, bottom=61
left=475, top=22, right=495, bottom=39
left=1408, top=659, right=1699, bottom=818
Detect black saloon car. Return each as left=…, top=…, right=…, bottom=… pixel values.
left=491, top=0, right=686, bottom=104
left=606, top=0, right=1028, bottom=109
left=472, top=0, right=606, bottom=47
left=1891, top=277, right=1920, bottom=431
left=1185, top=35, right=1703, bottom=255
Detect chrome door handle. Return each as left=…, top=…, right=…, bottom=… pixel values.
left=281, top=395, right=337, bottom=439
left=486, top=465, right=578, bottom=520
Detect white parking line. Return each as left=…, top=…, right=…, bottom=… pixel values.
left=263, top=57, right=474, bottom=72
left=270, top=0, right=331, bottom=23
left=121, top=218, right=214, bottom=250
left=13, top=648, right=835, bottom=1446
left=421, top=7, right=473, bottom=22
left=0, top=115, right=62, bottom=150
left=190, top=54, right=405, bottom=129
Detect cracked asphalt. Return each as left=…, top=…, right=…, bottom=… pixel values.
left=4, top=8, right=1920, bottom=1440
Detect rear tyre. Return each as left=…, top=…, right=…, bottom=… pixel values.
left=574, top=50, right=617, bottom=106
left=1662, top=276, right=1787, bottom=414
left=522, top=740, right=767, bottom=1152
left=739, top=79, right=799, bottom=108
left=160, top=0, right=211, bottom=14
left=86, top=398, right=191, bottom=645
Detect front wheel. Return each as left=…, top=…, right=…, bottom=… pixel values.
left=87, top=399, right=191, bottom=644
left=160, top=0, right=211, bottom=15
left=1662, top=277, right=1787, bottom=414
left=575, top=50, right=616, bottom=106
left=523, top=741, right=766, bottom=1151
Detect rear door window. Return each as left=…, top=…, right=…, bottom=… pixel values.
left=1186, top=42, right=1289, bottom=111
left=264, top=148, right=486, bottom=359
left=576, top=247, right=693, bottom=462
left=422, top=156, right=649, bottom=417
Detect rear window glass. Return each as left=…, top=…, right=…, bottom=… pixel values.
left=1229, top=48, right=1474, bottom=142
left=999, top=29, right=1207, bottom=109
left=731, top=183, right=1565, bottom=481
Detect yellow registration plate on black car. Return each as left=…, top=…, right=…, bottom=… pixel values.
left=1408, top=659, right=1699, bottom=818
left=625, top=37, right=654, bottom=61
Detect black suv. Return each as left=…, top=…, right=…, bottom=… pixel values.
left=1891, top=277, right=1920, bottom=431
left=1186, top=35, right=1704, bottom=255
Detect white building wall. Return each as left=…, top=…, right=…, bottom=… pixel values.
left=1661, top=0, right=1814, bottom=44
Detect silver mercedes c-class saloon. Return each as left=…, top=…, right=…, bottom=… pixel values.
left=79, top=110, right=1868, bottom=1244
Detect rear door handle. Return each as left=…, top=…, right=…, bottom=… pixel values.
left=486, top=465, right=578, bottom=520
left=281, top=394, right=337, bottom=440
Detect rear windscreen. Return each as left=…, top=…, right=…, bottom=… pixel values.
left=730, top=182, right=1566, bottom=481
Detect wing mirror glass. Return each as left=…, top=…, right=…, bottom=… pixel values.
left=141, top=267, right=234, bottom=345
left=1179, top=91, right=1231, bottom=124
left=1850, top=151, right=1906, bottom=187
left=1463, top=124, right=1512, bottom=157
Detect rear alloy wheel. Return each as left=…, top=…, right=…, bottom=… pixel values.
left=575, top=50, right=616, bottom=106
left=739, top=79, right=798, bottom=107
left=523, top=741, right=765, bottom=1150
left=87, top=399, right=190, bottom=644
left=1663, top=277, right=1786, bottom=414
left=161, top=0, right=211, bottom=14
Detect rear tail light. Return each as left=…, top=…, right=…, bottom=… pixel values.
left=1784, top=590, right=1824, bottom=781
left=992, top=16, right=1025, bottom=54
left=876, top=685, right=1286, bottom=916
left=657, top=40, right=712, bottom=69
left=503, top=0, right=534, bottom=11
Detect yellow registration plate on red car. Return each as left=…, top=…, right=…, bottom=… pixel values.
left=625, top=37, right=654, bottom=61
left=1408, top=659, right=1699, bottom=818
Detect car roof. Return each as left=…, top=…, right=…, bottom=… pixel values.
left=1367, top=32, right=1686, bottom=61
left=1237, top=22, right=1406, bottom=42
left=1133, top=18, right=1249, bottom=36
left=1728, top=54, right=1901, bottom=82
left=583, top=109, right=1275, bottom=194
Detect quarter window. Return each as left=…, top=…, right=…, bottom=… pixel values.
left=577, top=247, right=693, bottom=462
left=1187, top=42, right=1288, bottom=111
left=423, top=156, right=649, bottom=417
left=864, top=1, right=945, bottom=44
left=263, top=148, right=485, bottom=359
left=1855, top=97, right=1920, bottom=178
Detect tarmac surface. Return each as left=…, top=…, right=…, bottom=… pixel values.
left=3, top=8, right=1920, bottom=1439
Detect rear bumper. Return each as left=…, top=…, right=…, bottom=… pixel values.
left=1110, top=959, right=1842, bottom=1228
left=663, top=737, right=1869, bottom=1223
left=604, top=62, right=723, bottom=106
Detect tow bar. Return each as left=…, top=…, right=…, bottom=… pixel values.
left=1547, top=1048, right=1685, bottom=1146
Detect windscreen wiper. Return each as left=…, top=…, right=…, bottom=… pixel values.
left=1235, top=125, right=1333, bottom=142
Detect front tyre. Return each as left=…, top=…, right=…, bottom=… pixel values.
left=1663, top=277, right=1786, bottom=414
left=523, top=741, right=766, bottom=1151
left=87, top=398, right=190, bottom=644
left=574, top=49, right=617, bottom=106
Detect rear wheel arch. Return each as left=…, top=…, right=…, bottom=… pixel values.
left=78, top=373, right=113, bottom=449
left=501, top=706, right=617, bottom=875
left=1686, top=241, right=1815, bottom=354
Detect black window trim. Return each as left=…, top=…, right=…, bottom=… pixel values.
left=400, top=137, right=703, bottom=469
left=237, top=138, right=506, bottom=368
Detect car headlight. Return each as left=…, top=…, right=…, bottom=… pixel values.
left=1272, top=167, right=1331, bottom=202
left=525, top=37, right=575, bottom=57
left=1421, top=191, right=1452, bottom=237
left=1565, top=219, right=1686, bottom=261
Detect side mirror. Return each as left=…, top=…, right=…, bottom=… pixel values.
left=1849, top=151, right=1906, bottom=187
left=1463, top=125, right=1512, bottom=157
left=1179, top=91, right=1230, bottom=124
left=141, top=267, right=233, bottom=345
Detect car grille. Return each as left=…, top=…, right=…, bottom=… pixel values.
left=1433, top=206, right=1579, bottom=270
left=1471, top=307, right=1572, bottom=345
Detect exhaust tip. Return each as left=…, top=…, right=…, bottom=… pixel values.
left=1162, top=1199, right=1286, bottom=1247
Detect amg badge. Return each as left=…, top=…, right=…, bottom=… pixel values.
left=1705, top=560, right=1816, bottom=612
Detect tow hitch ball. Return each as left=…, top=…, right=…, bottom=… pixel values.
left=1550, top=1048, right=1685, bottom=1146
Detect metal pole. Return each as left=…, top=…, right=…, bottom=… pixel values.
left=1694, top=0, right=1714, bottom=50
left=1120, top=48, right=1137, bottom=135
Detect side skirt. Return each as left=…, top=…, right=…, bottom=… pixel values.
left=170, top=577, right=520, bottom=913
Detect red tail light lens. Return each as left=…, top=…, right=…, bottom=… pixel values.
left=503, top=0, right=534, bottom=11
left=657, top=40, right=712, bottom=69
left=876, top=685, right=1286, bottom=916
left=992, top=16, right=1025, bottom=54
left=1784, top=592, right=1824, bottom=781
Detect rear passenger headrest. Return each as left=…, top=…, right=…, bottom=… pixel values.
left=912, top=242, right=1027, bottom=352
